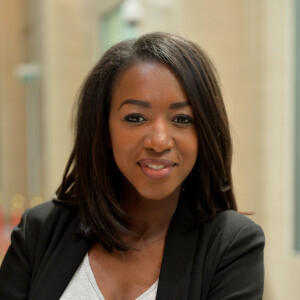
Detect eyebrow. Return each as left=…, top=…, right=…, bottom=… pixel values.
left=168, top=102, right=191, bottom=109
left=119, top=99, right=151, bottom=110
left=119, top=99, right=191, bottom=110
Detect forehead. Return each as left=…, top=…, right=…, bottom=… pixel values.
left=111, top=61, right=188, bottom=107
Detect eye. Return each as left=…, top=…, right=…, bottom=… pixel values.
left=172, top=114, right=194, bottom=125
left=124, top=113, right=146, bottom=123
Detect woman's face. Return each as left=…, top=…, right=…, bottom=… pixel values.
left=108, top=61, right=198, bottom=201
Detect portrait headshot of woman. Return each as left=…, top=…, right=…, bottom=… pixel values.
left=0, top=32, right=265, bottom=299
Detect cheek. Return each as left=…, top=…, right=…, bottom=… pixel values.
left=182, top=130, right=198, bottom=156
left=109, top=118, right=145, bottom=153
left=109, top=121, right=126, bottom=152
left=109, top=118, right=134, bottom=143
left=183, top=133, right=198, bottom=173
left=109, top=128, right=138, bottom=171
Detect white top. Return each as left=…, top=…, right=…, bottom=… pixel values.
left=60, top=253, right=158, bottom=300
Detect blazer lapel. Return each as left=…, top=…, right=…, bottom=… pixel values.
left=156, top=200, right=201, bottom=300
left=29, top=216, right=90, bottom=300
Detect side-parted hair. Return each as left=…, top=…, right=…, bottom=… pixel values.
left=55, top=32, right=237, bottom=251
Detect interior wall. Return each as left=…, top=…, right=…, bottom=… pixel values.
left=260, top=1, right=299, bottom=299
left=0, top=0, right=28, bottom=213
left=40, top=0, right=99, bottom=199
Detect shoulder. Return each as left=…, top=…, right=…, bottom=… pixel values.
left=20, top=201, right=80, bottom=266
left=199, top=210, right=265, bottom=263
left=208, top=210, right=264, bottom=239
left=205, top=210, right=264, bottom=237
left=25, top=200, right=77, bottom=225
left=20, top=201, right=79, bottom=251
left=190, top=211, right=265, bottom=298
left=0, top=200, right=85, bottom=299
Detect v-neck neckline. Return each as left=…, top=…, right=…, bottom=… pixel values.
left=84, top=253, right=159, bottom=300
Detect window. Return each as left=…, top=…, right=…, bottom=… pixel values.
left=100, top=2, right=139, bottom=54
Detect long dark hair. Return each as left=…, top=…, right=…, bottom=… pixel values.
left=55, top=32, right=237, bottom=251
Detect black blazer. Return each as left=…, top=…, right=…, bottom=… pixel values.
left=0, top=200, right=265, bottom=299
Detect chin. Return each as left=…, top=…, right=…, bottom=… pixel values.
left=136, top=186, right=181, bottom=202
left=120, top=177, right=182, bottom=202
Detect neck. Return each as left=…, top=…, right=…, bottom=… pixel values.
left=119, top=182, right=180, bottom=246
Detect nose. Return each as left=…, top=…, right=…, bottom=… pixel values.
left=143, top=119, right=174, bottom=153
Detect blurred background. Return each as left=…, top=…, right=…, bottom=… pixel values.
left=0, top=0, right=299, bottom=298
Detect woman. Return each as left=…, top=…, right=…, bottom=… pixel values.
left=0, top=32, right=264, bottom=299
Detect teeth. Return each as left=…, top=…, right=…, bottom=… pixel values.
left=146, top=164, right=166, bottom=170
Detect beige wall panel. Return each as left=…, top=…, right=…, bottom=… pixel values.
left=41, top=0, right=97, bottom=199
left=0, top=0, right=28, bottom=212
left=260, top=1, right=300, bottom=299
left=140, top=0, right=181, bottom=34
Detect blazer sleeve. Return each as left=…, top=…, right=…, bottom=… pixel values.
left=207, top=222, right=265, bottom=300
left=0, top=209, right=31, bottom=299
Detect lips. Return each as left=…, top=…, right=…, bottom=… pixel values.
left=137, top=158, right=176, bottom=179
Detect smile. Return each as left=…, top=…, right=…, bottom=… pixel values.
left=146, top=164, right=166, bottom=170
left=137, top=159, right=176, bottom=179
